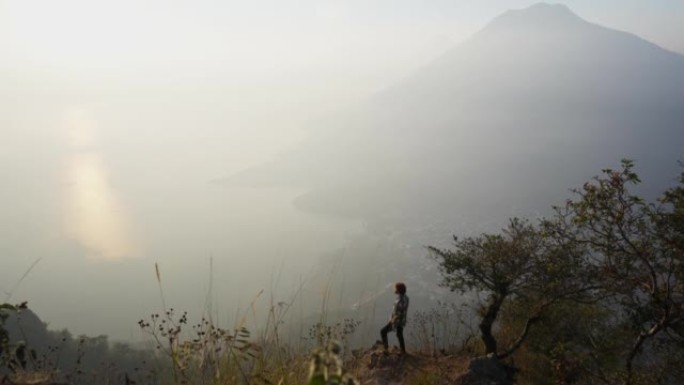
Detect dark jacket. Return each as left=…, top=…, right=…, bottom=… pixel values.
left=390, top=294, right=409, bottom=328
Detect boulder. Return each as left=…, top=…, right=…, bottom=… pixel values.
left=453, top=355, right=515, bottom=385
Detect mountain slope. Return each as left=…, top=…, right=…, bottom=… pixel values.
left=221, top=3, right=684, bottom=225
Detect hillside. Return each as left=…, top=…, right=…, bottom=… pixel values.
left=215, top=3, right=684, bottom=346
left=0, top=306, right=510, bottom=385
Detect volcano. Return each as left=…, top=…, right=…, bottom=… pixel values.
left=221, top=3, right=684, bottom=225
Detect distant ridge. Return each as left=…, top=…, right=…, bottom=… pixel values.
left=219, top=3, right=684, bottom=225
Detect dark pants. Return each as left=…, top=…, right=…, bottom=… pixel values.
left=380, top=322, right=405, bottom=353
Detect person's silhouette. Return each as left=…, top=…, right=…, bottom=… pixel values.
left=380, top=282, right=409, bottom=354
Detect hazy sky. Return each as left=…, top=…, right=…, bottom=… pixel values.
left=3, top=0, right=683, bottom=158
left=1, top=0, right=683, bottom=340
left=3, top=1, right=684, bottom=85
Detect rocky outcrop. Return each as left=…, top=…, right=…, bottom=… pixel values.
left=345, top=343, right=516, bottom=385
left=452, top=355, right=515, bottom=385
left=346, top=343, right=470, bottom=385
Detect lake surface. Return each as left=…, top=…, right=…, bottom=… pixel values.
left=0, top=98, right=363, bottom=341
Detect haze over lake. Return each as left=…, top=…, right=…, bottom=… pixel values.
left=1, top=0, right=683, bottom=342
left=2, top=86, right=367, bottom=339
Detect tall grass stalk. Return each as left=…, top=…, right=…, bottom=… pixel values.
left=140, top=261, right=306, bottom=385
left=4, top=258, right=42, bottom=303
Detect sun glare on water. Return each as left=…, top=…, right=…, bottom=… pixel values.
left=63, top=107, right=138, bottom=260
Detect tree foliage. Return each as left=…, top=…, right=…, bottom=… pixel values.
left=543, top=160, right=683, bottom=384
left=429, top=218, right=593, bottom=359
left=431, top=160, right=684, bottom=385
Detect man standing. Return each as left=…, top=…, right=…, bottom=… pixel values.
left=380, top=282, right=409, bottom=354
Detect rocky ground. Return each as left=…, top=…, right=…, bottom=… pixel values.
left=1, top=343, right=515, bottom=385
left=346, top=342, right=515, bottom=385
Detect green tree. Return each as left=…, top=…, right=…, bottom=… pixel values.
left=429, top=218, right=592, bottom=359
left=543, top=160, right=684, bottom=385
left=0, top=302, right=29, bottom=374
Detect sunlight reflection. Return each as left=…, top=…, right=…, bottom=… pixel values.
left=63, top=107, right=138, bottom=260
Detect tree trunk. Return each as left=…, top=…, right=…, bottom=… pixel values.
left=479, top=294, right=506, bottom=355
